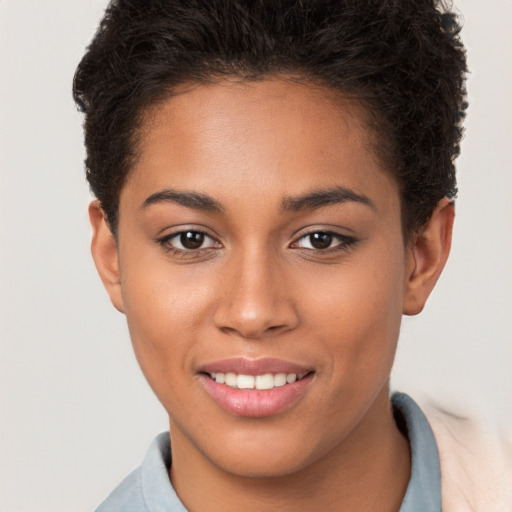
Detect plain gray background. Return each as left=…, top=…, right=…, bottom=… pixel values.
left=1, top=0, right=511, bottom=510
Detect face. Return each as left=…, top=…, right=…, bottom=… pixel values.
left=104, top=79, right=414, bottom=477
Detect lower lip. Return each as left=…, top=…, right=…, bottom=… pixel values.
left=200, top=373, right=314, bottom=417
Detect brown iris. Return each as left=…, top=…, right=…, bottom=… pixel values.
left=309, top=232, right=333, bottom=249
left=180, top=231, right=205, bottom=249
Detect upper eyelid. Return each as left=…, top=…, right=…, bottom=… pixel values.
left=162, top=230, right=217, bottom=244
left=292, top=229, right=352, bottom=243
left=157, top=226, right=220, bottom=241
left=291, top=222, right=355, bottom=237
left=166, top=229, right=211, bottom=239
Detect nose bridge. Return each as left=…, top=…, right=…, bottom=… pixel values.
left=213, top=242, right=297, bottom=338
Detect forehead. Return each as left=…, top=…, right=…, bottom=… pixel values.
left=122, top=78, right=398, bottom=215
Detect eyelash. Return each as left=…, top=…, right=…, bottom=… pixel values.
left=291, top=231, right=357, bottom=253
left=156, top=230, right=219, bottom=257
left=155, top=229, right=357, bottom=257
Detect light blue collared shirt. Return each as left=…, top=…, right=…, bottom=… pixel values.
left=96, top=392, right=441, bottom=511
left=392, top=392, right=442, bottom=512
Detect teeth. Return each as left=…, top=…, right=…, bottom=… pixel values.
left=274, top=373, right=287, bottom=387
left=237, top=374, right=255, bottom=389
left=210, top=372, right=307, bottom=390
left=225, top=373, right=237, bottom=387
left=255, top=373, right=274, bottom=390
left=286, top=373, right=297, bottom=384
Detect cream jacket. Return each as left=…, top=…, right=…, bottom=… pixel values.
left=424, top=404, right=512, bottom=511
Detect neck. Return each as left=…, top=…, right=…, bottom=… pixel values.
left=169, top=388, right=410, bottom=512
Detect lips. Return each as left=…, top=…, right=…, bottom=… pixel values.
left=198, top=358, right=314, bottom=417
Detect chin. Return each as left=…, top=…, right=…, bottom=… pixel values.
left=212, top=450, right=312, bottom=479
left=194, top=422, right=330, bottom=479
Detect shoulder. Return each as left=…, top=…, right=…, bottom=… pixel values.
left=95, top=466, right=146, bottom=512
left=95, top=432, right=181, bottom=512
left=421, top=399, right=512, bottom=512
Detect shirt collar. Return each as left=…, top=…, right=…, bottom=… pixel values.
left=392, top=392, right=442, bottom=512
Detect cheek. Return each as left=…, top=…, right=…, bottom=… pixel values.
left=118, top=255, right=217, bottom=392
left=301, top=244, right=406, bottom=382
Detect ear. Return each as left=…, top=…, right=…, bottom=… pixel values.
left=403, top=198, right=455, bottom=315
left=89, top=201, right=125, bottom=313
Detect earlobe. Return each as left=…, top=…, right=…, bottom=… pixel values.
left=89, top=201, right=125, bottom=314
left=403, top=198, right=455, bottom=316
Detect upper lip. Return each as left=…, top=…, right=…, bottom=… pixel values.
left=198, top=357, right=313, bottom=376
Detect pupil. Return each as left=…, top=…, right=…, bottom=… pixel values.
left=310, top=232, right=332, bottom=249
left=180, top=231, right=204, bottom=249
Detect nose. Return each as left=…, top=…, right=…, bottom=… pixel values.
left=213, top=249, right=299, bottom=339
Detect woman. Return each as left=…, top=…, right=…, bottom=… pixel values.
left=73, top=1, right=510, bottom=510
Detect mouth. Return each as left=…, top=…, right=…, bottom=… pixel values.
left=198, top=358, right=315, bottom=417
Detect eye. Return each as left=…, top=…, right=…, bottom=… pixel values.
left=158, top=230, right=220, bottom=252
left=293, top=231, right=355, bottom=251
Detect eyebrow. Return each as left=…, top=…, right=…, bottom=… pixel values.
left=141, top=189, right=224, bottom=213
left=141, top=185, right=375, bottom=214
left=281, top=186, right=376, bottom=212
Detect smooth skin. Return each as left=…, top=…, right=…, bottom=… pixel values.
left=90, top=78, right=453, bottom=512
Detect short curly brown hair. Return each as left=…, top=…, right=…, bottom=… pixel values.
left=73, top=0, right=467, bottom=236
